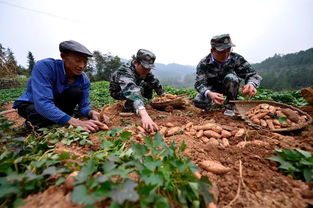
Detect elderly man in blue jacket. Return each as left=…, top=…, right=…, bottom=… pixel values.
left=13, top=40, right=108, bottom=133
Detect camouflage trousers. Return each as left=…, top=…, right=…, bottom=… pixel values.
left=193, top=73, right=240, bottom=111
left=110, top=82, right=156, bottom=112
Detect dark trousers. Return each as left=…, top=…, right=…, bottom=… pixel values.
left=16, top=86, right=82, bottom=128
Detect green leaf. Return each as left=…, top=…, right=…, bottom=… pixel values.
left=143, top=156, right=162, bottom=171
left=296, top=149, right=312, bottom=158
left=303, top=169, right=313, bottom=182
left=131, top=142, right=148, bottom=158
left=179, top=140, right=186, bottom=153
left=13, top=198, right=25, bottom=208
left=76, top=160, right=96, bottom=183
left=277, top=117, right=287, bottom=123
left=111, top=180, right=139, bottom=204
left=72, top=185, right=100, bottom=205
left=141, top=172, right=164, bottom=186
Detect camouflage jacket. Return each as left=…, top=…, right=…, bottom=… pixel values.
left=194, top=52, right=262, bottom=96
left=109, top=62, right=164, bottom=110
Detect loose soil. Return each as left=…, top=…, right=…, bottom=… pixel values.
left=2, top=101, right=313, bottom=208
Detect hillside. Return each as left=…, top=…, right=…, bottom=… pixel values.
left=152, top=48, right=313, bottom=91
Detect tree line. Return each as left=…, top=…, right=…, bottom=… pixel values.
left=0, top=43, right=123, bottom=81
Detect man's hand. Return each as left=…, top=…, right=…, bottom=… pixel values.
left=241, top=84, right=257, bottom=97
left=138, top=109, right=159, bottom=132
left=208, top=92, right=225, bottom=105
left=68, top=117, right=105, bottom=133
left=89, top=110, right=109, bottom=123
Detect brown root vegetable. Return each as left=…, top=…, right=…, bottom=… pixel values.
left=211, top=125, right=223, bottom=133
left=99, top=124, right=109, bottom=130
left=185, top=122, right=193, bottom=129
left=199, top=160, right=231, bottom=174
left=234, top=128, right=245, bottom=137
left=159, top=127, right=167, bottom=135
left=207, top=138, right=219, bottom=145
left=64, top=171, right=79, bottom=191
left=269, top=106, right=276, bottom=114
left=199, top=123, right=216, bottom=131
left=221, top=130, right=231, bottom=138
left=119, top=112, right=134, bottom=117
left=165, top=94, right=177, bottom=99
left=273, top=119, right=281, bottom=125
left=137, top=126, right=145, bottom=133
left=221, top=138, right=230, bottom=147
left=236, top=140, right=269, bottom=148
left=260, top=103, right=270, bottom=109
left=201, top=137, right=210, bottom=144
left=276, top=111, right=287, bottom=118
left=265, top=119, right=275, bottom=129
left=281, top=108, right=300, bottom=123
left=260, top=119, right=267, bottom=127
left=166, top=122, right=175, bottom=127
left=252, top=118, right=261, bottom=125
left=196, top=130, right=204, bottom=138
left=253, top=112, right=269, bottom=120
left=166, top=127, right=182, bottom=136
left=193, top=171, right=201, bottom=179
left=203, top=130, right=221, bottom=139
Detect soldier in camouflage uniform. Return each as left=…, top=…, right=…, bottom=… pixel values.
left=110, top=49, right=164, bottom=132
left=193, top=34, right=262, bottom=116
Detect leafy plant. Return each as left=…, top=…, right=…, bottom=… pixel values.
left=268, top=149, right=313, bottom=182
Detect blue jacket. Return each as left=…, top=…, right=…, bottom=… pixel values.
left=13, top=58, right=92, bottom=125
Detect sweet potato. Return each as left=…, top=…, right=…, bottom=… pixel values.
left=137, top=126, right=145, bottom=133
left=185, top=122, right=193, bottom=129
left=260, top=103, right=270, bottom=109
left=199, top=160, right=231, bottom=174
left=207, top=138, right=219, bottom=145
left=166, top=127, right=182, bottom=136
left=99, top=124, right=109, bottom=130
left=236, top=140, right=269, bottom=148
left=221, top=130, right=231, bottom=138
left=64, top=171, right=79, bottom=191
left=269, top=106, right=276, bottom=114
left=159, top=127, right=167, bottom=135
left=198, top=123, right=216, bottom=131
left=203, top=130, right=221, bottom=139
left=196, top=130, right=204, bottom=138
left=260, top=119, right=267, bottom=127
left=252, top=118, right=261, bottom=125
left=234, top=128, right=245, bottom=137
left=211, top=125, right=223, bottom=133
left=166, top=122, right=175, bottom=127
left=253, top=112, right=269, bottom=120
left=273, top=119, right=281, bottom=125
left=281, top=108, right=300, bottom=123
left=201, top=137, right=210, bottom=144
left=221, top=138, right=230, bottom=147
left=265, top=119, right=275, bottom=129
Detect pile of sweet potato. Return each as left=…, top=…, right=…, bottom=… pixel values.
left=152, top=94, right=178, bottom=103
left=132, top=121, right=245, bottom=147
left=245, top=103, right=308, bottom=130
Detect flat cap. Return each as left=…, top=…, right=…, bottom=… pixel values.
left=59, top=40, right=93, bottom=57
left=135, top=49, right=156, bottom=69
left=211, top=34, right=235, bottom=51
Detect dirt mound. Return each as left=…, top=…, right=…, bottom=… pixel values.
left=3, top=102, right=313, bottom=208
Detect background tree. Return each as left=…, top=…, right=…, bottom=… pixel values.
left=27, top=51, right=35, bottom=75
left=92, top=51, right=122, bottom=81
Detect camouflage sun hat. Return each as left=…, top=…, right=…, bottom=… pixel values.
left=210, top=34, right=236, bottom=51
left=136, top=49, right=156, bottom=69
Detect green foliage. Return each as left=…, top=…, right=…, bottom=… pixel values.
left=0, top=112, right=213, bottom=208
left=238, top=87, right=308, bottom=106
left=254, top=48, right=313, bottom=91
left=89, top=81, right=117, bottom=108
left=268, top=149, right=313, bottom=182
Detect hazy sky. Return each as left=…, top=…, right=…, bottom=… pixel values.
left=1, top=0, right=312, bottom=67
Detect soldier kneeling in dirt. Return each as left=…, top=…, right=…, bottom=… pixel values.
left=193, top=34, right=262, bottom=116
left=109, top=49, right=164, bottom=132
left=13, top=40, right=108, bottom=133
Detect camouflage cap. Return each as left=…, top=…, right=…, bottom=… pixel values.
left=136, top=49, right=156, bottom=69
left=210, top=34, right=235, bottom=51
left=59, top=40, right=93, bottom=57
